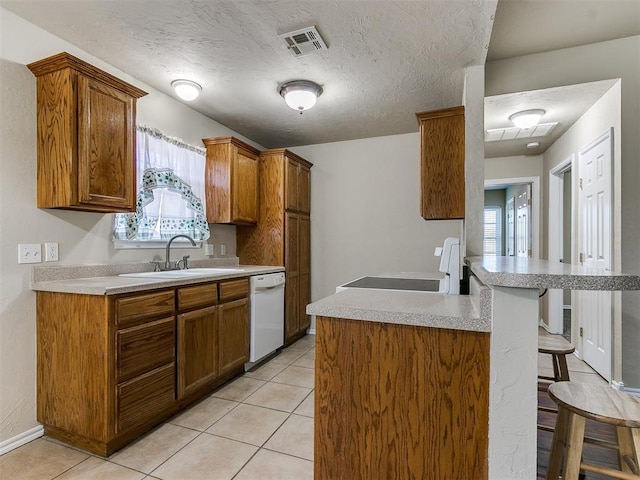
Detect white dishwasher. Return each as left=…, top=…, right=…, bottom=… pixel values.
left=246, top=272, right=285, bottom=370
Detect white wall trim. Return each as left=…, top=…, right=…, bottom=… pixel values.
left=0, top=426, right=44, bottom=455
left=306, top=328, right=316, bottom=335
left=484, top=176, right=541, bottom=259
left=612, top=381, right=640, bottom=398
left=547, top=155, right=575, bottom=333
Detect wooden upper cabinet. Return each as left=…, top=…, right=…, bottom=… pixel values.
left=202, top=136, right=260, bottom=225
left=27, top=52, right=147, bottom=212
left=415, top=106, right=465, bottom=220
left=281, top=150, right=312, bottom=213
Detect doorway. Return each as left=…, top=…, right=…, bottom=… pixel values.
left=547, top=156, right=574, bottom=337
left=484, top=176, right=540, bottom=259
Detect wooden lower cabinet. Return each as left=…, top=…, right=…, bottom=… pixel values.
left=315, top=316, right=490, bottom=480
left=36, top=278, right=250, bottom=456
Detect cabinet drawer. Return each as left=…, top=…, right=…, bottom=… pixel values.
left=116, top=363, right=175, bottom=433
left=177, top=282, right=218, bottom=310
left=116, top=316, right=175, bottom=383
left=115, top=290, right=175, bottom=326
left=219, top=278, right=249, bottom=302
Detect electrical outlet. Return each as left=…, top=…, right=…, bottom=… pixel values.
left=220, top=244, right=226, bottom=256
left=205, top=244, right=214, bottom=256
left=18, top=244, right=42, bottom=264
left=45, top=242, right=59, bottom=262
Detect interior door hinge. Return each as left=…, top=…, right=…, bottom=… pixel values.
left=527, top=199, right=532, bottom=206
left=580, top=327, right=583, bottom=337
left=579, top=252, right=585, bottom=263
left=579, top=178, right=583, bottom=190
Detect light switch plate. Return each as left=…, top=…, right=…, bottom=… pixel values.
left=45, top=242, right=59, bottom=262
left=205, top=244, right=214, bottom=256
left=18, top=244, right=42, bottom=264
left=220, top=244, right=226, bottom=256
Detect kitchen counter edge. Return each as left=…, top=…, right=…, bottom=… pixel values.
left=30, top=264, right=285, bottom=295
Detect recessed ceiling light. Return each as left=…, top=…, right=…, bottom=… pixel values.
left=171, top=79, right=202, bottom=101
left=509, top=109, right=545, bottom=129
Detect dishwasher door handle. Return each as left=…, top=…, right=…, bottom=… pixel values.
left=255, top=284, right=285, bottom=291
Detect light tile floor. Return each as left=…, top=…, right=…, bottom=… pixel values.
left=1, top=330, right=607, bottom=480
left=0, top=334, right=316, bottom=480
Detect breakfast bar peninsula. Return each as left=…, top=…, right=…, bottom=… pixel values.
left=307, top=256, right=640, bottom=480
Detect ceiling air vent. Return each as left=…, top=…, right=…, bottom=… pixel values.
left=279, top=26, right=328, bottom=57
left=485, top=122, right=558, bottom=142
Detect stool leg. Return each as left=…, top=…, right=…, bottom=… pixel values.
left=547, top=406, right=570, bottom=479
left=557, top=354, right=571, bottom=382
left=563, top=412, right=586, bottom=480
left=551, top=354, right=562, bottom=382
left=616, top=427, right=640, bottom=475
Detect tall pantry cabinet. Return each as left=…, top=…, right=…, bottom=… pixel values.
left=237, top=149, right=312, bottom=345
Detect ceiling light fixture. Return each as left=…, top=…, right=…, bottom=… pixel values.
left=171, top=79, right=202, bottom=101
left=279, top=80, right=323, bottom=113
left=526, top=142, right=540, bottom=149
left=509, top=109, right=545, bottom=129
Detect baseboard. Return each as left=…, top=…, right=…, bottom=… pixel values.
left=306, top=328, right=316, bottom=335
left=0, top=425, right=44, bottom=455
left=612, top=381, right=640, bottom=398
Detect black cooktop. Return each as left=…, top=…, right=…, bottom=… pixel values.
left=341, top=277, right=441, bottom=292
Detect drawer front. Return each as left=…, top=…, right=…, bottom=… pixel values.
left=116, top=363, right=175, bottom=433
left=117, top=316, right=176, bottom=383
left=115, top=290, right=175, bottom=327
left=219, top=278, right=249, bottom=302
left=177, top=282, right=218, bottom=311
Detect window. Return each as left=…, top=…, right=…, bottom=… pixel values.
left=114, top=126, right=210, bottom=247
left=483, top=206, right=503, bottom=256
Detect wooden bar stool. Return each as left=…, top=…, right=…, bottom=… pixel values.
left=546, top=382, right=640, bottom=480
left=539, top=334, right=575, bottom=384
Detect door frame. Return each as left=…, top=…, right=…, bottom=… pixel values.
left=546, top=155, right=575, bottom=334
left=484, top=176, right=541, bottom=259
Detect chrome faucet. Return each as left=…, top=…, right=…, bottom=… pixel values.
left=165, top=235, right=196, bottom=270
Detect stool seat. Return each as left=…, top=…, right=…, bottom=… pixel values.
left=548, top=382, right=640, bottom=429
left=546, top=382, right=640, bottom=480
left=539, top=334, right=575, bottom=384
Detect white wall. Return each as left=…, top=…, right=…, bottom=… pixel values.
left=487, top=36, right=640, bottom=388
left=291, top=133, right=461, bottom=303
left=485, top=154, right=543, bottom=181
left=0, top=8, right=264, bottom=446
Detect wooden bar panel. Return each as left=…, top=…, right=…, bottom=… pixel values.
left=177, top=282, right=217, bottom=310
left=315, top=316, right=490, bottom=480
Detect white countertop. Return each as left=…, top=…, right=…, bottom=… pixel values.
left=31, top=262, right=285, bottom=295
left=307, top=276, right=491, bottom=332
left=466, top=256, right=640, bottom=290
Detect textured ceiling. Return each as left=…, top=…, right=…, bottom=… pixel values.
left=3, top=0, right=638, bottom=153
left=1, top=0, right=497, bottom=148
left=488, top=0, right=640, bottom=61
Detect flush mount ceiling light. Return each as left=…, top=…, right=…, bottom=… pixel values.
left=509, top=109, right=545, bottom=129
left=171, top=79, right=202, bottom=101
left=279, top=80, right=323, bottom=113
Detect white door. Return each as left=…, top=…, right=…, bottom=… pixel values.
left=506, top=197, right=515, bottom=256
left=516, top=189, right=531, bottom=258
left=577, top=129, right=612, bottom=381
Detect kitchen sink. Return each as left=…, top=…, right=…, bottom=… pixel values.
left=119, top=267, right=245, bottom=279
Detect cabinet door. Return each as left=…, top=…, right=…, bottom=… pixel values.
left=298, top=164, right=311, bottom=214
left=285, top=212, right=299, bottom=343
left=231, top=147, right=259, bottom=224
left=298, top=215, right=311, bottom=333
left=218, top=298, right=249, bottom=376
left=177, top=305, right=218, bottom=399
left=417, top=106, right=465, bottom=220
left=285, top=157, right=299, bottom=211
left=77, top=74, right=136, bottom=211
